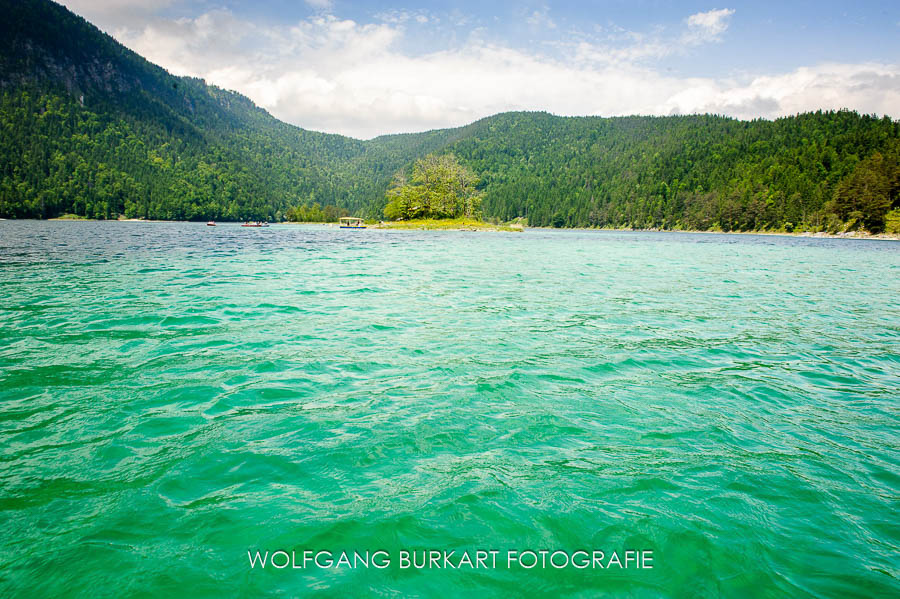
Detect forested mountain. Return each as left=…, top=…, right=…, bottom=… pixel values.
left=0, top=0, right=457, bottom=221
left=1, top=0, right=898, bottom=232
left=448, top=111, right=899, bottom=231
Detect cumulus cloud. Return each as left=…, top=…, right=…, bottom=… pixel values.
left=61, top=4, right=900, bottom=138
left=658, top=63, right=900, bottom=119
left=108, top=9, right=256, bottom=77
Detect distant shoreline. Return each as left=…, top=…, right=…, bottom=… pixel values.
left=16, top=217, right=896, bottom=240
left=532, top=226, right=900, bottom=241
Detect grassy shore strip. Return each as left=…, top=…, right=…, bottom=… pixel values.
left=375, top=218, right=523, bottom=232
left=49, top=213, right=91, bottom=220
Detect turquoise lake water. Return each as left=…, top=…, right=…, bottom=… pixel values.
left=0, top=221, right=898, bottom=597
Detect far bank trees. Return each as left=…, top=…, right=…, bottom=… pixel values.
left=828, top=145, right=900, bottom=233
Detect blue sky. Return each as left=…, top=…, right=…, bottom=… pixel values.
left=61, top=1, right=900, bottom=138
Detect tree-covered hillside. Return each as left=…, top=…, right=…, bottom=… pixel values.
left=1, top=0, right=898, bottom=232
left=442, top=111, right=899, bottom=232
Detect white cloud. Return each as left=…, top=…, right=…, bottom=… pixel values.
left=573, top=9, right=734, bottom=65
left=109, top=10, right=255, bottom=77
left=62, top=0, right=174, bottom=12
left=60, top=0, right=175, bottom=30
left=66, top=6, right=900, bottom=139
left=658, top=63, right=900, bottom=119
left=683, top=8, right=735, bottom=44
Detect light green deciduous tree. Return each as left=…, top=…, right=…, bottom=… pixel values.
left=384, top=154, right=483, bottom=220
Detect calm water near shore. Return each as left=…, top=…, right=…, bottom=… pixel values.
left=1, top=221, right=898, bottom=597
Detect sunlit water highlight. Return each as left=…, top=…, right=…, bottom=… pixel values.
left=0, top=221, right=898, bottom=597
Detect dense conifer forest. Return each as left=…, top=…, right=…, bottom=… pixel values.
left=1, top=0, right=898, bottom=232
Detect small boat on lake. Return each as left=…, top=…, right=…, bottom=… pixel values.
left=339, top=217, right=366, bottom=229
left=207, top=221, right=216, bottom=226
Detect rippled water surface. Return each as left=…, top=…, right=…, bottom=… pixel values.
left=1, top=221, right=898, bottom=597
